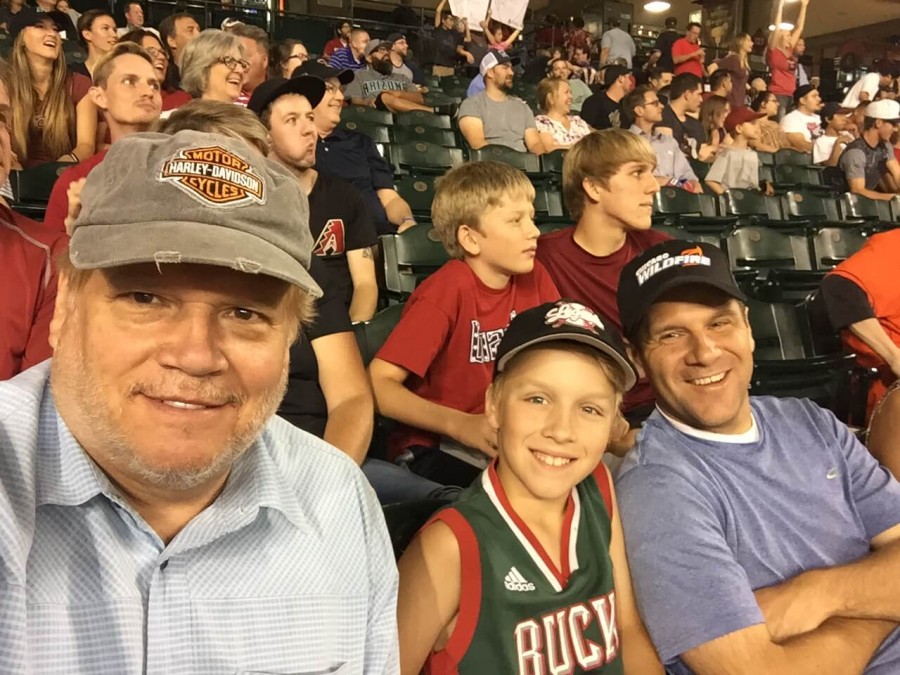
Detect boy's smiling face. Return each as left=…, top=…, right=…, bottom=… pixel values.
left=487, top=346, right=621, bottom=505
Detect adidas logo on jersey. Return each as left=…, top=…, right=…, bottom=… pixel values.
left=504, top=566, right=535, bottom=592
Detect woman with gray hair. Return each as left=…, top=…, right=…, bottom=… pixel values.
left=178, top=28, right=248, bottom=103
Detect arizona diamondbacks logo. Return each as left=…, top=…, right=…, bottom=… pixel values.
left=159, top=145, right=265, bottom=207
left=313, top=219, right=346, bottom=256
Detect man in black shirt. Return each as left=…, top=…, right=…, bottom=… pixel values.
left=581, top=64, right=634, bottom=129
left=657, top=72, right=711, bottom=161
left=432, top=0, right=474, bottom=76
left=654, top=17, right=679, bottom=73
left=249, top=74, right=379, bottom=324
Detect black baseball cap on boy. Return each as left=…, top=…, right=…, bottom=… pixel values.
left=617, top=240, right=746, bottom=340
left=495, top=300, right=638, bottom=391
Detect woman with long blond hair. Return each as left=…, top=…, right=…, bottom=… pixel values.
left=8, top=15, right=95, bottom=167
left=715, top=33, right=752, bottom=109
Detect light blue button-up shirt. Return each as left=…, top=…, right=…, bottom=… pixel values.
left=0, top=362, right=399, bottom=674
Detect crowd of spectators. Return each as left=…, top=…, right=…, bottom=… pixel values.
left=2, top=2, right=900, bottom=672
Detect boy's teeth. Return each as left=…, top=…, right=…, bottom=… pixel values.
left=533, top=451, right=572, bottom=467
left=692, top=372, right=726, bottom=386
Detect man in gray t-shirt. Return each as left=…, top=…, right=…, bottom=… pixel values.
left=458, top=49, right=544, bottom=154
left=600, top=19, right=636, bottom=68
left=839, top=100, right=900, bottom=201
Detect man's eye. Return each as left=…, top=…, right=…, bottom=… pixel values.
left=130, top=292, right=156, bottom=304
left=231, top=308, right=261, bottom=321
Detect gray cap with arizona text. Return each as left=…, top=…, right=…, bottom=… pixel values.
left=69, top=130, right=322, bottom=298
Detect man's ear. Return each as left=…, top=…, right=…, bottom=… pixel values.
left=625, top=340, right=647, bottom=380
left=48, top=272, right=74, bottom=351
left=88, top=85, right=107, bottom=111
left=743, top=305, right=755, bottom=354
left=457, top=224, right=481, bottom=257
left=484, top=384, right=500, bottom=432
left=581, top=176, right=606, bottom=205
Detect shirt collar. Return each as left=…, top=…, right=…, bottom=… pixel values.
left=629, top=124, right=660, bottom=140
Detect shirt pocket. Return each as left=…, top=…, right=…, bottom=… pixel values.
left=239, top=665, right=351, bottom=675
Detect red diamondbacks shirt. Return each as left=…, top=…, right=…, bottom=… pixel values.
left=376, top=259, right=559, bottom=457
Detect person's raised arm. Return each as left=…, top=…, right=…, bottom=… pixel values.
left=346, top=247, right=378, bottom=322
left=434, top=0, right=446, bottom=28
left=397, top=519, right=462, bottom=674
left=313, top=331, right=374, bottom=464
left=606, top=474, right=664, bottom=675
left=504, top=26, right=522, bottom=48
left=478, top=10, right=490, bottom=37
left=768, top=0, right=785, bottom=48
left=789, top=0, right=810, bottom=49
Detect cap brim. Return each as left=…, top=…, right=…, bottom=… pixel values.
left=626, top=273, right=746, bottom=336
left=292, top=63, right=353, bottom=85
left=69, top=221, right=323, bottom=298
left=248, top=76, right=326, bottom=115
left=496, top=334, right=638, bottom=391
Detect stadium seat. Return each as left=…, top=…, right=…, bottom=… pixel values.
left=395, top=110, right=453, bottom=129
left=10, top=162, right=70, bottom=220
left=653, top=187, right=738, bottom=238
left=726, top=226, right=813, bottom=273
left=773, top=164, right=826, bottom=191
left=392, top=141, right=464, bottom=175
left=467, top=145, right=541, bottom=176
left=757, top=151, right=775, bottom=167
left=381, top=226, right=450, bottom=298
left=439, top=75, right=467, bottom=89
left=784, top=190, right=863, bottom=228
left=382, top=498, right=452, bottom=559
left=809, top=227, right=867, bottom=270
left=394, top=175, right=437, bottom=219
left=341, top=105, right=394, bottom=127
left=533, top=187, right=567, bottom=224
left=723, top=188, right=787, bottom=226
left=354, top=302, right=405, bottom=365
left=689, top=158, right=709, bottom=181
left=653, top=224, right=687, bottom=239
left=773, top=149, right=812, bottom=166
left=391, top=125, right=458, bottom=147
left=340, top=120, right=391, bottom=144
left=540, top=150, right=567, bottom=180
left=840, top=193, right=895, bottom=227
left=422, top=91, right=461, bottom=107
left=63, top=41, right=86, bottom=66
left=423, top=75, right=441, bottom=89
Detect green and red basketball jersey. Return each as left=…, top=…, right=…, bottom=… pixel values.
left=425, top=462, right=624, bottom=675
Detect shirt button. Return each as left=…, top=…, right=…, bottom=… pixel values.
left=160, top=560, right=169, bottom=571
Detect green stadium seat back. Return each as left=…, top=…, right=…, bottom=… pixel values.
left=783, top=191, right=859, bottom=228
left=540, top=150, right=567, bottom=177
left=774, top=164, right=823, bottom=189
left=381, top=227, right=450, bottom=296
left=341, top=106, right=394, bottom=127
left=533, top=188, right=567, bottom=221
left=63, top=41, right=86, bottom=65
left=394, top=176, right=437, bottom=217
left=393, top=141, right=464, bottom=175
left=726, top=226, right=813, bottom=271
left=810, top=227, right=867, bottom=270
left=395, top=111, right=453, bottom=129
left=757, top=151, right=775, bottom=167
left=724, top=188, right=787, bottom=226
left=653, top=224, right=687, bottom=239
left=840, top=193, right=893, bottom=223
left=654, top=187, right=736, bottom=233
left=689, top=158, right=710, bottom=181
left=468, top=145, right=541, bottom=175
left=774, top=149, right=813, bottom=166
left=422, top=91, right=462, bottom=107
left=800, top=289, right=843, bottom=356
left=439, top=75, right=467, bottom=88
left=341, top=120, right=391, bottom=144
left=356, top=303, right=405, bottom=365
left=392, top=125, right=458, bottom=147
left=747, top=300, right=807, bottom=360
left=423, top=75, right=441, bottom=89
left=383, top=498, right=452, bottom=559
left=11, top=163, right=69, bottom=205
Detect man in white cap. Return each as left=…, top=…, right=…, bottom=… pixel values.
left=458, top=49, right=545, bottom=154
left=0, top=130, right=398, bottom=672
left=839, top=99, right=900, bottom=201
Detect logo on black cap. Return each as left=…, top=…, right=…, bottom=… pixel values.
left=544, top=302, right=604, bottom=334
left=634, top=245, right=712, bottom=286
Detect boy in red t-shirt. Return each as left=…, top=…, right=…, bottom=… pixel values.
left=370, top=161, right=560, bottom=486
left=536, top=129, right=670, bottom=442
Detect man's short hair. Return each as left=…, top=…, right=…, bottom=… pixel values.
left=863, top=116, right=880, bottom=131
left=709, top=68, right=732, bottom=91
left=431, top=161, right=535, bottom=259
left=622, top=85, right=655, bottom=127
left=665, top=17, right=677, bottom=29
left=153, top=98, right=270, bottom=155
left=179, top=29, right=244, bottom=98
left=572, top=17, right=585, bottom=28
left=158, top=12, right=196, bottom=48
left=350, top=27, right=369, bottom=39
left=562, top=130, right=657, bottom=221
left=686, top=21, right=702, bottom=32
left=91, top=42, right=154, bottom=88
left=77, top=9, right=114, bottom=48
left=609, top=18, right=621, bottom=28
left=670, top=72, right=702, bottom=100
left=124, top=1, right=141, bottom=17
left=440, top=9, right=453, bottom=20
left=648, top=66, right=673, bottom=80
left=226, top=22, right=269, bottom=52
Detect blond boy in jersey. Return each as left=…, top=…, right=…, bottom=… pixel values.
left=397, top=300, right=663, bottom=674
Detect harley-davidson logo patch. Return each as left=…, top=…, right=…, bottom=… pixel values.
left=159, top=145, right=265, bottom=207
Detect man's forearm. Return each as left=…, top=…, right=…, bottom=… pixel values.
left=773, top=618, right=896, bottom=675
left=371, top=374, right=463, bottom=439
left=381, top=192, right=414, bottom=226
left=850, top=318, right=900, bottom=371
left=349, top=282, right=378, bottom=323
left=816, top=539, right=900, bottom=622
left=324, top=396, right=374, bottom=464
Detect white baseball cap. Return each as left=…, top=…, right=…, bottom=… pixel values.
left=865, top=99, right=900, bottom=123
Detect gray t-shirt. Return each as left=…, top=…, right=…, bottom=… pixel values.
left=391, top=62, right=414, bottom=83
left=344, top=69, right=416, bottom=101
left=840, top=136, right=894, bottom=190
left=600, top=27, right=636, bottom=68
left=568, top=77, right=592, bottom=113
left=705, top=146, right=760, bottom=190
left=458, top=92, right=536, bottom=153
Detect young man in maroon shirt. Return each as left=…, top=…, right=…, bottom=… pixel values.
left=536, top=129, right=670, bottom=439
left=369, top=161, right=559, bottom=487
left=44, top=43, right=162, bottom=233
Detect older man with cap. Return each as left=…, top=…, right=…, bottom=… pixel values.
left=839, top=99, right=900, bottom=201
left=299, top=60, right=418, bottom=234
left=612, top=239, right=900, bottom=675
left=344, top=37, right=454, bottom=115
left=0, top=130, right=399, bottom=672
left=458, top=48, right=544, bottom=154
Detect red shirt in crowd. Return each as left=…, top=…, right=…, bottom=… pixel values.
left=376, top=259, right=559, bottom=457
left=672, top=37, right=704, bottom=77
left=162, top=89, right=192, bottom=111
left=1, top=205, right=66, bottom=380
left=766, top=47, right=798, bottom=97
left=323, top=37, right=347, bottom=58
left=43, top=149, right=109, bottom=233
left=536, top=226, right=672, bottom=412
